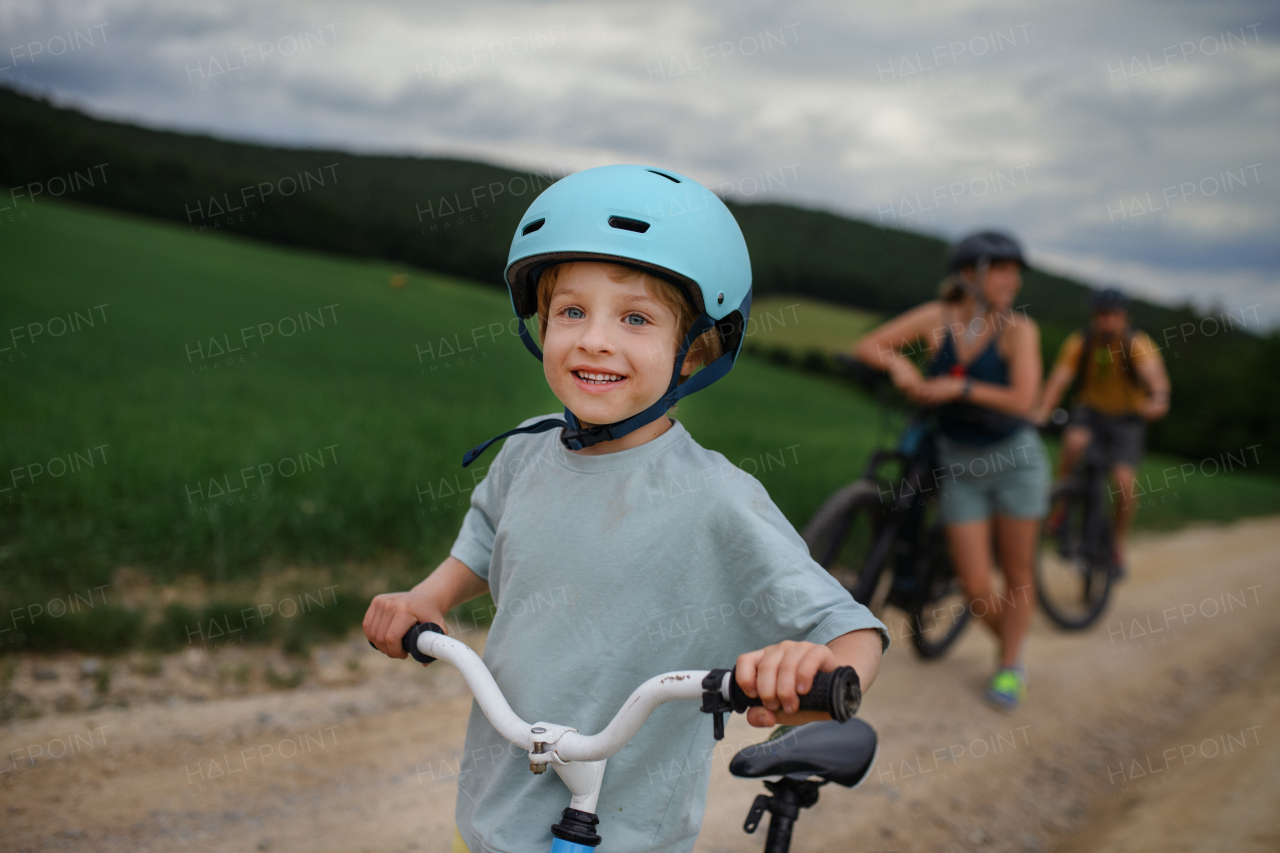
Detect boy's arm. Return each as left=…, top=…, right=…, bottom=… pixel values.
left=734, top=628, right=882, bottom=728
left=363, top=556, right=489, bottom=662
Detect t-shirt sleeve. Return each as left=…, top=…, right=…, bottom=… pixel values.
left=1052, top=331, right=1084, bottom=376
left=708, top=475, right=890, bottom=653
left=449, top=444, right=511, bottom=581
left=1130, top=331, right=1162, bottom=369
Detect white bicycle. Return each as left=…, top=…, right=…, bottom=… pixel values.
left=383, top=623, right=879, bottom=853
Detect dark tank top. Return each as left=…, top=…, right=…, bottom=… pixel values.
left=927, top=310, right=1023, bottom=446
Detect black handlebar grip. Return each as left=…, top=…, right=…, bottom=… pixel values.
left=728, top=666, right=861, bottom=722
left=401, top=622, right=445, bottom=664
left=368, top=622, right=445, bottom=664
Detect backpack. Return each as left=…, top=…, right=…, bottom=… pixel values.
left=1072, top=325, right=1146, bottom=397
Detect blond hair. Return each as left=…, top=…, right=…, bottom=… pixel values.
left=938, top=273, right=968, bottom=303
left=535, top=262, right=724, bottom=375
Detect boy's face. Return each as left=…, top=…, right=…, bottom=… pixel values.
left=541, top=262, right=691, bottom=427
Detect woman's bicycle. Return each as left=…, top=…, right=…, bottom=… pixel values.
left=382, top=623, right=877, bottom=853
left=801, top=360, right=971, bottom=660
left=1033, top=409, right=1118, bottom=629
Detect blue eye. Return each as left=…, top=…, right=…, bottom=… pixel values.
left=565, top=307, right=585, bottom=319
left=625, top=314, right=647, bottom=326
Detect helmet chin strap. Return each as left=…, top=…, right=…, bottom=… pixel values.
left=462, top=312, right=737, bottom=467
left=960, top=256, right=992, bottom=346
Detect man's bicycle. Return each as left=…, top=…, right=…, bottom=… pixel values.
left=1033, top=409, right=1118, bottom=629
left=382, top=623, right=877, bottom=853
left=801, top=361, right=972, bottom=660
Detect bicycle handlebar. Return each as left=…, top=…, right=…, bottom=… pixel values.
left=379, top=623, right=860, bottom=763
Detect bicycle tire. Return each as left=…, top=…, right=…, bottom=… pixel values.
left=905, top=522, right=971, bottom=660
left=1035, top=480, right=1114, bottom=630
left=801, top=480, right=894, bottom=607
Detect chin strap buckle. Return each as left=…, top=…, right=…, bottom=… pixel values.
left=560, top=424, right=609, bottom=451
left=701, top=669, right=733, bottom=741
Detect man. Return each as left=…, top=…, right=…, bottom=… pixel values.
left=1035, top=288, right=1171, bottom=573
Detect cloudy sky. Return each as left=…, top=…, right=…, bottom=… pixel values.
left=3, top=0, right=1278, bottom=324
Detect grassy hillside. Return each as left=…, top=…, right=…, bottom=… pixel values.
left=746, top=295, right=880, bottom=356
left=3, top=199, right=1279, bottom=656
left=3, top=85, right=1276, bottom=473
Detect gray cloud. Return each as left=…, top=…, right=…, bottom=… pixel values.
left=2, top=0, right=1276, bottom=321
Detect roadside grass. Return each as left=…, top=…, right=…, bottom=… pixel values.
left=3, top=200, right=1278, bottom=655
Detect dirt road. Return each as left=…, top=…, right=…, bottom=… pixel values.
left=3, top=517, right=1277, bottom=852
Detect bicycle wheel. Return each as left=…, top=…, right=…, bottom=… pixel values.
left=801, top=480, right=894, bottom=609
left=905, top=520, right=971, bottom=660
left=1035, top=481, right=1114, bottom=629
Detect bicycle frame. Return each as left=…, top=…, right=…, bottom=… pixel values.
left=861, top=415, right=941, bottom=588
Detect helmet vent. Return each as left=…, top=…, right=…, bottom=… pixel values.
left=521, top=218, right=546, bottom=236
left=607, top=216, right=650, bottom=234
left=648, top=170, right=680, bottom=183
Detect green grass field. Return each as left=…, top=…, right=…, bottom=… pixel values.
left=746, top=295, right=880, bottom=356
left=4, top=199, right=1279, bottom=653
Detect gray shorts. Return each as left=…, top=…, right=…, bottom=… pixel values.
left=1070, top=406, right=1145, bottom=469
left=935, top=426, right=1050, bottom=525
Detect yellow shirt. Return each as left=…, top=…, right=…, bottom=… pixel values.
left=1053, top=329, right=1161, bottom=415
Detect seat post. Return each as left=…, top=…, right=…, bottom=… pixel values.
left=760, top=778, right=822, bottom=853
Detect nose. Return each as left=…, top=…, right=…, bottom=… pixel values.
left=576, top=313, right=615, bottom=355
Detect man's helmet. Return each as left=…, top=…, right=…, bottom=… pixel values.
left=946, top=231, right=1026, bottom=272
left=1089, top=287, right=1130, bottom=313
left=462, top=165, right=753, bottom=466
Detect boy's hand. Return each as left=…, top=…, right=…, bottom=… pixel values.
left=363, top=590, right=447, bottom=665
left=735, top=641, right=836, bottom=728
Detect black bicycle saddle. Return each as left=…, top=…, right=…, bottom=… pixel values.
left=729, top=719, right=878, bottom=788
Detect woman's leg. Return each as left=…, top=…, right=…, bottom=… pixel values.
left=944, top=519, right=1003, bottom=638
left=992, top=515, right=1040, bottom=669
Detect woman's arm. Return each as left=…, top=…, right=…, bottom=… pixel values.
left=853, top=302, right=946, bottom=395
left=914, top=316, right=1042, bottom=417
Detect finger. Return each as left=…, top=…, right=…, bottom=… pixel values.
left=746, top=706, right=776, bottom=728
left=376, top=607, right=407, bottom=658
left=735, top=650, right=763, bottom=697
left=774, top=644, right=815, bottom=714
left=387, top=611, right=419, bottom=659
left=369, top=606, right=394, bottom=655
left=793, top=646, right=831, bottom=697
left=755, top=645, right=788, bottom=711
left=361, top=599, right=379, bottom=640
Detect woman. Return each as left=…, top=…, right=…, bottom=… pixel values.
left=853, top=230, right=1048, bottom=710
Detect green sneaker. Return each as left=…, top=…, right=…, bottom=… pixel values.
left=985, top=668, right=1026, bottom=711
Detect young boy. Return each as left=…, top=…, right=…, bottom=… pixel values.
left=364, top=165, right=887, bottom=853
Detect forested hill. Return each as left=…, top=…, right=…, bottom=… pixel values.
left=0, top=84, right=1118, bottom=322
left=3, top=83, right=1277, bottom=469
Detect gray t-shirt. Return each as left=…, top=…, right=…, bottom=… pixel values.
left=449, top=418, right=887, bottom=853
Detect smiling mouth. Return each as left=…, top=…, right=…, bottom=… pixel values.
left=573, top=370, right=625, bottom=385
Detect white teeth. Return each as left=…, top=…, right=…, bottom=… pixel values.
left=575, top=370, right=624, bottom=384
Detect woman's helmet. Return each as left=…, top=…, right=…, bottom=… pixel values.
left=946, top=230, right=1026, bottom=272
left=462, top=165, right=753, bottom=466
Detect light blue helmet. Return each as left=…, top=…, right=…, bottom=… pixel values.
left=462, top=164, right=754, bottom=466
left=505, top=164, right=752, bottom=343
